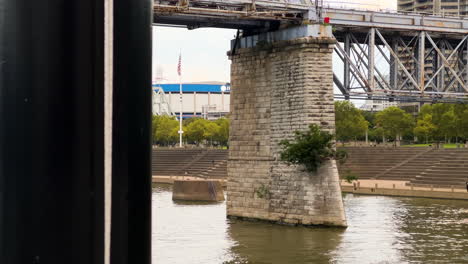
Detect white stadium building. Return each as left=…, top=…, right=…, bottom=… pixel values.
left=152, top=83, right=230, bottom=120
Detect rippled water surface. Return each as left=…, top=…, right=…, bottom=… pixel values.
left=152, top=184, right=468, bottom=264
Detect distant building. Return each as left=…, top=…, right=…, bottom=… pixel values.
left=152, top=83, right=230, bottom=119
left=398, top=0, right=468, bottom=16
left=360, top=98, right=398, bottom=112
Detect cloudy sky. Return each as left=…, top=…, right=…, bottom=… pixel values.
left=152, top=0, right=397, bottom=83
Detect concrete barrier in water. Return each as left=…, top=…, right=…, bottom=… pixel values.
left=172, top=180, right=225, bottom=202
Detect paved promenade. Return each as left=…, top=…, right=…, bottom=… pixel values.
left=153, top=176, right=468, bottom=200
left=341, top=180, right=468, bottom=200
left=152, top=175, right=227, bottom=187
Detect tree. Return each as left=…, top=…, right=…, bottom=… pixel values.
left=184, top=118, right=212, bottom=145
left=204, top=121, right=220, bottom=146
left=418, top=103, right=462, bottom=143
left=152, top=115, right=179, bottom=145
left=459, top=108, right=468, bottom=141
left=334, top=101, right=369, bottom=144
left=413, top=114, right=436, bottom=143
left=362, top=110, right=376, bottom=128
left=440, top=109, right=457, bottom=142
left=183, top=117, right=199, bottom=126
left=214, top=117, right=230, bottom=146
left=453, top=104, right=468, bottom=142
left=375, top=107, right=414, bottom=145
left=368, top=127, right=387, bottom=143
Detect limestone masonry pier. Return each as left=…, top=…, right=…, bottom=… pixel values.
left=227, top=25, right=347, bottom=227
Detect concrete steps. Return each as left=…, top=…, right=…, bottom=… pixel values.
left=339, top=147, right=429, bottom=179
left=153, top=147, right=468, bottom=188
left=339, top=147, right=468, bottom=189
left=153, top=148, right=228, bottom=179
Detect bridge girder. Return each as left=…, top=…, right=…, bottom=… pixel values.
left=153, top=1, right=468, bottom=102
left=333, top=28, right=468, bottom=103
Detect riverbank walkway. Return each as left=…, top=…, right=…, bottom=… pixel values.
left=341, top=179, right=468, bottom=200
left=153, top=176, right=468, bottom=200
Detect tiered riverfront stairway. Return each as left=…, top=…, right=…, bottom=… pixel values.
left=410, top=149, right=468, bottom=189
left=153, top=147, right=468, bottom=188
left=338, top=147, right=427, bottom=179
left=152, top=148, right=228, bottom=179
left=151, top=148, right=205, bottom=176
left=339, top=147, right=468, bottom=189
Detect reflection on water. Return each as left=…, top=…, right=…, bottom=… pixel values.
left=227, top=220, right=344, bottom=264
left=152, top=184, right=468, bottom=264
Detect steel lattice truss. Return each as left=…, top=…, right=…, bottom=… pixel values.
left=153, top=86, right=175, bottom=116
left=333, top=28, right=468, bottom=102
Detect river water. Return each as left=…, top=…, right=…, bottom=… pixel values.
left=152, top=184, right=468, bottom=264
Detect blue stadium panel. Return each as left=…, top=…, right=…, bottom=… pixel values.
left=153, top=84, right=230, bottom=93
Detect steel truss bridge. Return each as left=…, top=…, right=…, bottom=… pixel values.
left=154, top=1, right=468, bottom=103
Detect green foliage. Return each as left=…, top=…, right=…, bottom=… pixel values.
left=214, top=117, right=230, bottom=146
left=279, top=124, right=336, bottom=173
left=335, top=149, right=348, bottom=165
left=413, top=114, right=436, bottom=143
left=254, top=184, right=270, bottom=199
left=183, top=117, right=199, bottom=126
left=459, top=108, right=468, bottom=139
left=416, top=104, right=468, bottom=143
left=185, top=118, right=212, bottom=145
left=368, top=126, right=387, bottom=143
left=335, top=101, right=369, bottom=143
left=375, top=107, right=414, bottom=140
left=343, top=170, right=359, bottom=183
left=335, top=103, right=468, bottom=145
left=152, top=115, right=179, bottom=146
left=152, top=115, right=230, bottom=147
left=362, top=111, right=376, bottom=127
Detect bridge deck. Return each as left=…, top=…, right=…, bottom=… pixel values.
left=154, top=1, right=468, bottom=36
left=154, top=0, right=311, bottom=29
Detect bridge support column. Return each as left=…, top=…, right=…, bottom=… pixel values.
left=228, top=27, right=347, bottom=227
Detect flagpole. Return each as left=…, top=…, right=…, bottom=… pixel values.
left=178, top=52, right=183, bottom=148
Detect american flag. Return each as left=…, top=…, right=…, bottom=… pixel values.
left=177, top=53, right=181, bottom=76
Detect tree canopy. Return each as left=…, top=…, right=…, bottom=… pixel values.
left=375, top=106, right=414, bottom=141
left=415, top=104, right=468, bottom=143
left=152, top=115, right=179, bottom=146
left=334, top=101, right=369, bottom=142
left=152, top=115, right=230, bottom=147
left=335, top=102, right=468, bottom=145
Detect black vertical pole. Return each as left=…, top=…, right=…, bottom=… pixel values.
left=0, top=0, right=152, bottom=263
left=111, top=0, right=153, bottom=263
left=0, top=0, right=105, bottom=263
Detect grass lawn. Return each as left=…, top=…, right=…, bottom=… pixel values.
left=403, top=143, right=459, bottom=148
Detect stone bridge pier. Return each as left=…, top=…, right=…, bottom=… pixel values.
left=227, top=25, right=347, bottom=227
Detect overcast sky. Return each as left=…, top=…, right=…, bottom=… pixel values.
left=152, top=1, right=397, bottom=83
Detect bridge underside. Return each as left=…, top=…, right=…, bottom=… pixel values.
left=155, top=2, right=468, bottom=102
left=153, top=0, right=310, bottom=30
